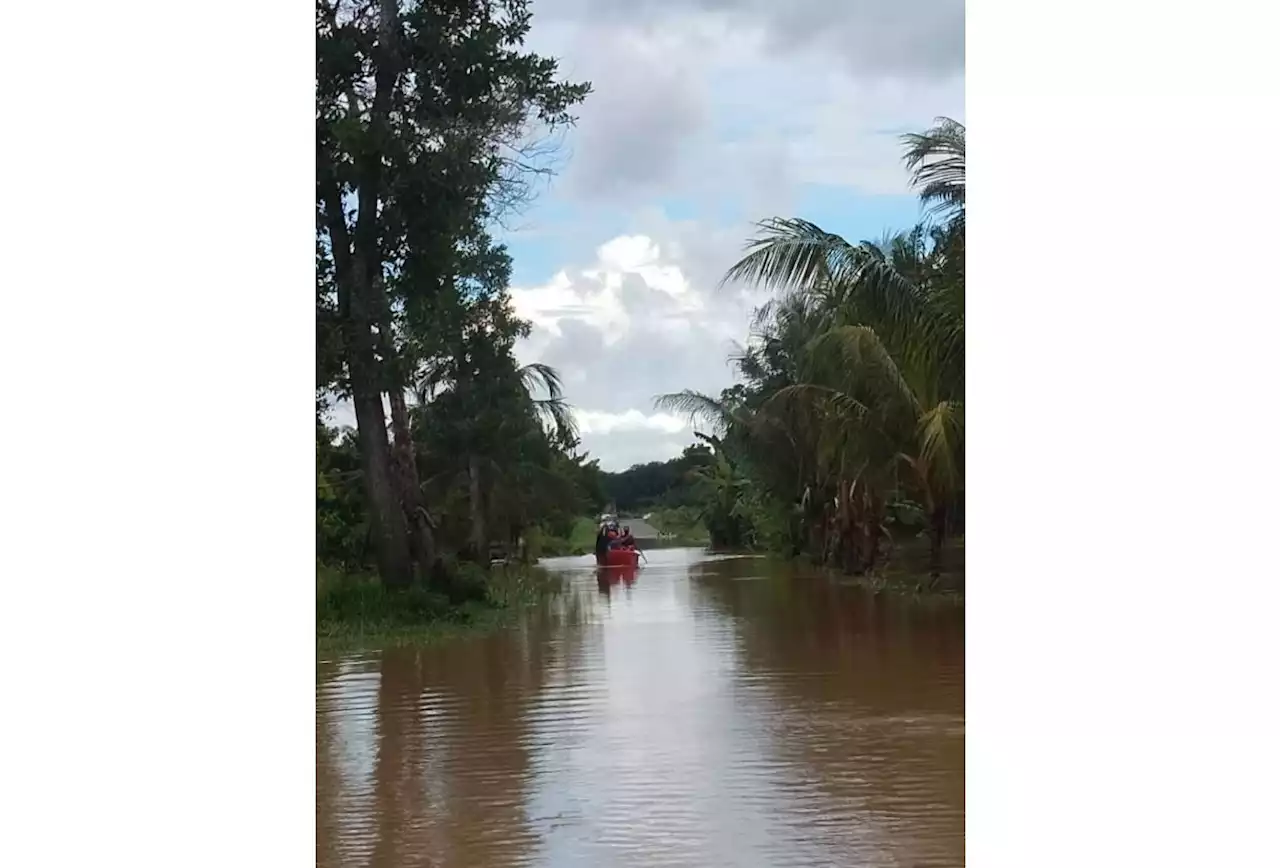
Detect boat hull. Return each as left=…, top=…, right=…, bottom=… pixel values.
left=596, top=548, right=640, bottom=568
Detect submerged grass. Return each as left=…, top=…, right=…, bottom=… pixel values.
left=839, top=573, right=965, bottom=606
left=768, top=537, right=965, bottom=605
left=317, top=561, right=565, bottom=652
left=644, top=507, right=712, bottom=545
left=530, top=517, right=599, bottom=557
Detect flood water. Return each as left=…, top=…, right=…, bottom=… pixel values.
left=317, top=548, right=964, bottom=867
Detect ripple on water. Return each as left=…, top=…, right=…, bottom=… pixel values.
left=317, top=548, right=964, bottom=868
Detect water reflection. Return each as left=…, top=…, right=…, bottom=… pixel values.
left=689, top=556, right=964, bottom=867
left=317, top=549, right=964, bottom=867
left=595, top=564, right=639, bottom=596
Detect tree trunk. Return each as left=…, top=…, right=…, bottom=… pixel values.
left=387, top=386, right=437, bottom=578
left=317, top=0, right=411, bottom=588
left=929, top=505, right=948, bottom=580
left=339, top=0, right=414, bottom=587
left=835, top=483, right=859, bottom=574
left=369, top=256, right=439, bottom=585
left=840, top=526, right=859, bottom=575
left=468, top=453, right=487, bottom=563
left=788, top=508, right=803, bottom=557
left=838, top=513, right=862, bottom=575
left=861, top=492, right=885, bottom=573
left=344, top=316, right=413, bottom=588
left=807, top=518, right=825, bottom=565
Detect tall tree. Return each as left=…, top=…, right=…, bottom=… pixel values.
left=316, top=0, right=589, bottom=586
left=413, top=276, right=579, bottom=560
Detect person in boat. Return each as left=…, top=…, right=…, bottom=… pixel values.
left=595, top=521, right=613, bottom=560
left=617, top=525, right=636, bottom=549
left=596, top=517, right=621, bottom=555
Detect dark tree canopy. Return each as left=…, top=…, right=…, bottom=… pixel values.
left=316, top=0, right=592, bottom=586
left=601, top=445, right=714, bottom=514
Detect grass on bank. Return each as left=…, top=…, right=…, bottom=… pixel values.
left=317, top=560, right=564, bottom=651
left=529, top=511, right=713, bottom=556
left=641, top=507, right=711, bottom=545
left=784, top=536, right=965, bottom=604
left=525, top=517, right=599, bottom=557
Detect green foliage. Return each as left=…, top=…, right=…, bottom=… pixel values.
left=656, top=119, right=965, bottom=580
left=688, top=448, right=753, bottom=548
left=411, top=346, right=605, bottom=556
left=317, top=577, right=454, bottom=627
left=316, top=0, right=592, bottom=587
left=317, top=561, right=562, bottom=649
left=526, top=517, right=598, bottom=558
left=317, top=423, right=370, bottom=567
left=601, top=443, right=713, bottom=512
left=645, top=507, right=710, bottom=544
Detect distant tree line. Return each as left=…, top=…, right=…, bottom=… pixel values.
left=600, top=444, right=714, bottom=514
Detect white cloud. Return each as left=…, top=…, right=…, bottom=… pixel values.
left=596, top=235, right=693, bottom=300
left=524, top=7, right=963, bottom=210
left=574, top=409, right=688, bottom=436
left=508, top=269, right=630, bottom=341
left=512, top=229, right=759, bottom=470
left=509, top=234, right=710, bottom=348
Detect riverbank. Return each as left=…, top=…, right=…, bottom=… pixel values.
left=641, top=507, right=711, bottom=545
left=709, top=537, right=965, bottom=604
left=317, top=562, right=564, bottom=652
left=528, top=517, right=598, bottom=557
left=842, top=535, right=965, bottom=601
left=530, top=512, right=714, bottom=557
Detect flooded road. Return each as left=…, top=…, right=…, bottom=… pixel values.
left=317, top=548, right=964, bottom=867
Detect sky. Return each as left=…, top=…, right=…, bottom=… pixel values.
left=330, top=0, right=965, bottom=472
left=502, top=0, right=964, bottom=471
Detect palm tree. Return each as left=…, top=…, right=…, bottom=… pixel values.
left=715, top=228, right=963, bottom=574
left=661, top=118, right=965, bottom=580
left=800, top=325, right=963, bottom=578
left=902, top=117, right=965, bottom=222
left=482, top=362, right=581, bottom=558
left=516, top=362, right=579, bottom=447
left=416, top=355, right=579, bottom=563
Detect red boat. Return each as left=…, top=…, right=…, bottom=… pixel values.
left=597, top=547, right=640, bottom=568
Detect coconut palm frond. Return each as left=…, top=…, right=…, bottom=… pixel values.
left=415, top=358, right=453, bottom=403
left=512, top=361, right=578, bottom=441
left=901, top=117, right=966, bottom=219
left=722, top=218, right=866, bottom=295
left=749, top=296, right=782, bottom=335
left=517, top=362, right=565, bottom=401
left=832, top=252, right=926, bottom=335
left=653, top=389, right=735, bottom=433
left=693, top=430, right=726, bottom=453
left=805, top=325, right=923, bottom=421
left=917, top=400, right=964, bottom=496
left=765, top=383, right=871, bottom=426
left=727, top=340, right=764, bottom=382
left=531, top=396, right=579, bottom=443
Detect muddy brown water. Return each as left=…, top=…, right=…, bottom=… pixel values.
left=317, top=548, right=964, bottom=867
